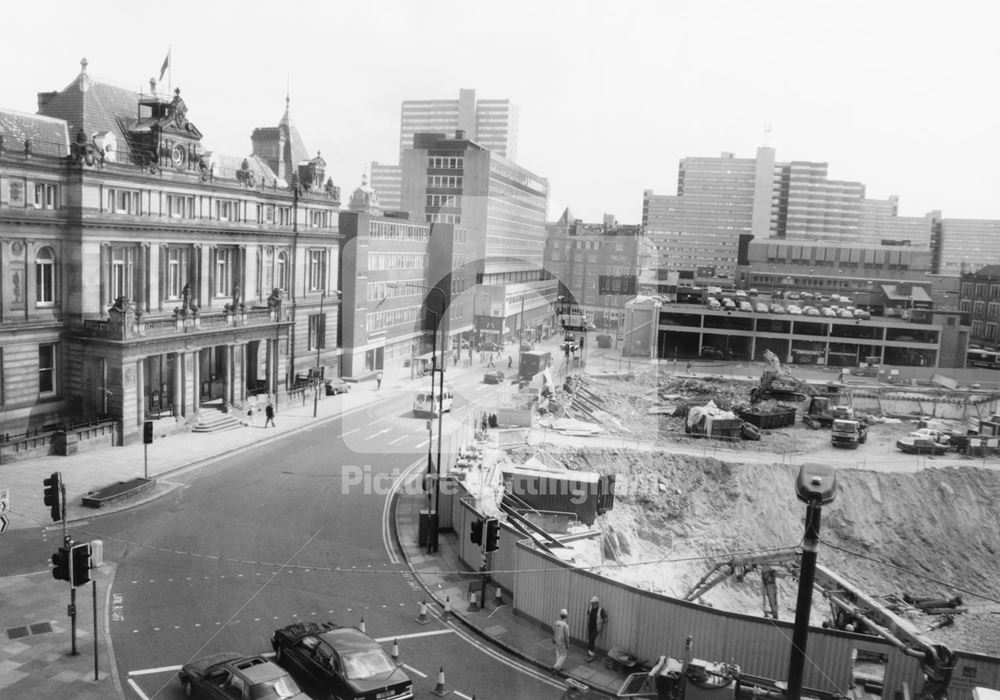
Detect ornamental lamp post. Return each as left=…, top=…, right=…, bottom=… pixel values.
left=312, top=289, right=342, bottom=418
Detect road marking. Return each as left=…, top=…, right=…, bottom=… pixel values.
left=401, top=663, right=427, bottom=678
left=415, top=439, right=429, bottom=449
left=382, top=458, right=424, bottom=563
left=129, top=664, right=182, bottom=676
left=374, top=629, right=454, bottom=642
left=341, top=427, right=360, bottom=436
left=127, top=678, right=151, bottom=699
left=370, top=428, right=392, bottom=438
left=388, top=434, right=408, bottom=445
left=455, top=692, right=473, bottom=700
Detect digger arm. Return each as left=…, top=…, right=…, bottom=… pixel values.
left=684, top=548, right=801, bottom=602
left=815, top=563, right=956, bottom=700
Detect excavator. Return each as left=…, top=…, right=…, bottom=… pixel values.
left=632, top=549, right=959, bottom=700
left=750, top=350, right=819, bottom=405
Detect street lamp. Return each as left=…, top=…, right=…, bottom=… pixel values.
left=389, top=281, right=447, bottom=554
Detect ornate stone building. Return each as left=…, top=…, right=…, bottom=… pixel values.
left=0, top=59, right=342, bottom=445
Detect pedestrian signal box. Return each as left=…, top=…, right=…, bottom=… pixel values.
left=470, top=519, right=483, bottom=545
left=485, top=518, right=500, bottom=553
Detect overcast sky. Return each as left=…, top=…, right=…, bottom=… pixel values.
left=3, top=1, right=996, bottom=224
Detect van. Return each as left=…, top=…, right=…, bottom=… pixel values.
left=413, top=387, right=454, bottom=417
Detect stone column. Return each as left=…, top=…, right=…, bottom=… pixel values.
left=173, top=352, right=183, bottom=418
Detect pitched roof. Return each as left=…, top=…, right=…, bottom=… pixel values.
left=278, top=96, right=310, bottom=167
left=0, top=108, right=68, bottom=156
left=973, top=264, right=1000, bottom=278
left=205, top=152, right=283, bottom=188
left=37, top=67, right=141, bottom=148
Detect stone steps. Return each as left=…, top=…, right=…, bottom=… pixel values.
left=192, top=409, right=245, bottom=433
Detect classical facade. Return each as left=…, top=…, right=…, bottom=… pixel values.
left=0, top=60, right=341, bottom=442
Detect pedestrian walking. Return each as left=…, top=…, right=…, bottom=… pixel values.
left=264, top=401, right=276, bottom=428
left=488, top=353, right=496, bottom=368
left=376, top=371, right=383, bottom=391
left=552, top=608, right=570, bottom=674
left=246, top=405, right=255, bottom=427
left=507, top=355, right=513, bottom=371
left=685, top=361, right=693, bottom=374
left=585, top=596, right=608, bottom=661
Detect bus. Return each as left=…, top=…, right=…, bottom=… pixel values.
left=519, top=350, right=552, bottom=382
left=967, top=348, right=1000, bottom=369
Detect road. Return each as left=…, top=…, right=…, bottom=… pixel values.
left=50, top=370, right=564, bottom=699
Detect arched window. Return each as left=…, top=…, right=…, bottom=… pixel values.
left=35, top=246, right=55, bottom=305
left=276, top=251, right=288, bottom=291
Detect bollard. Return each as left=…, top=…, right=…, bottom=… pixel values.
left=391, top=638, right=399, bottom=663
left=416, top=600, right=431, bottom=624
left=494, top=585, right=503, bottom=606
left=358, top=618, right=366, bottom=634
left=442, top=596, right=452, bottom=619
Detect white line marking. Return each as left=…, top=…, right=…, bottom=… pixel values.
left=388, top=434, right=407, bottom=445
left=341, top=427, right=359, bottom=436
left=374, top=629, right=454, bottom=643
left=128, top=664, right=182, bottom=676
left=401, top=663, right=427, bottom=678
left=371, top=428, right=392, bottom=437
left=127, top=678, right=151, bottom=699
left=455, top=692, right=473, bottom=700
left=415, top=439, right=429, bottom=449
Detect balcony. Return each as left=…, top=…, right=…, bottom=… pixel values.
left=81, top=298, right=281, bottom=341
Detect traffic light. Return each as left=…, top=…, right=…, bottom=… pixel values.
left=143, top=420, right=153, bottom=445
left=52, top=546, right=71, bottom=582
left=43, top=472, right=62, bottom=522
left=470, top=519, right=483, bottom=546
left=485, top=518, right=500, bottom=553
left=71, top=543, right=91, bottom=587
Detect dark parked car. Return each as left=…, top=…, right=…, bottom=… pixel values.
left=700, top=345, right=724, bottom=359
left=896, top=437, right=950, bottom=455
left=483, top=369, right=505, bottom=384
left=272, top=622, right=413, bottom=700
left=177, top=652, right=307, bottom=699
left=324, top=378, right=351, bottom=396
left=478, top=341, right=501, bottom=353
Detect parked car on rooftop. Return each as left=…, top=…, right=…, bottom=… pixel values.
left=838, top=308, right=854, bottom=318
left=803, top=306, right=820, bottom=316
left=787, top=304, right=803, bottom=315
left=769, top=303, right=786, bottom=314
left=755, top=302, right=769, bottom=313
left=821, top=307, right=836, bottom=317
left=748, top=288, right=759, bottom=297
left=739, top=301, right=753, bottom=312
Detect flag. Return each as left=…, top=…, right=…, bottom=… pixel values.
left=159, top=51, right=170, bottom=82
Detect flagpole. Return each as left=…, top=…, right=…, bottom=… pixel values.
left=168, top=45, right=172, bottom=94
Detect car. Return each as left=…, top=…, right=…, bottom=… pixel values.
left=786, top=291, right=802, bottom=301
left=854, top=309, right=871, bottom=320
left=735, top=290, right=748, bottom=299
left=722, top=298, right=737, bottom=311
left=700, top=346, right=724, bottom=359
left=707, top=298, right=722, bottom=310
left=821, top=307, right=836, bottom=317
left=896, top=436, right=950, bottom=455
left=787, top=304, right=802, bottom=315
left=803, top=305, right=820, bottom=316
left=271, top=622, right=413, bottom=700
left=324, top=378, right=351, bottom=396
left=483, top=369, right=505, bottom=384
left=801, top=291, right=815, bottom=300
left=178, top=652, right=307, bottom=700
left=478, top=341, right=501, bottom=353
left=739, top=301, right=753, bottom=312
left=748, top=288, right=759, bottom=297
left=837, top=308, right=854, bottom=319
left=908, top=428, right=951, bottom=444
left=560, top=340, right=579, bottom=353
left=755, top=302, right=769, bottom=313
left=769, top=303, right=786, bottom=314
left=586, top=322, right=597, bottom=331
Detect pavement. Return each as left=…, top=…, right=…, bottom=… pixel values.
left=0, top=338, right=643, bottom=699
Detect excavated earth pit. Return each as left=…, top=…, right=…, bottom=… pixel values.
left=504, top=369, right=1000, bottom=656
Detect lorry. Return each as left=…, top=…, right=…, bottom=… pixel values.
left=830, top=418, right=869, bottom=448
left=518, top=349, right=552, bottom=383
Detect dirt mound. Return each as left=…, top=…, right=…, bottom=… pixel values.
left=509, top=369, right=1000, bottom=655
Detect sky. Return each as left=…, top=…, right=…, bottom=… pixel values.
left=2, top=0, right=997, bottom=224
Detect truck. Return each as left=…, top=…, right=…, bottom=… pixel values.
left=830, top=418, right=868, bottom=448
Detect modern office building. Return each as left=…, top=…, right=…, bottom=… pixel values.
left=937, top=219, right=1000, bottom=277
left=544, top=208, right=647, bottom=329
left=372, top=89, right=519, bottom=211
left=643, top=148, right=937, bottom=280
left=399, top=131, right=555, bottom=348
left=0, top=60, right=342, bottom=446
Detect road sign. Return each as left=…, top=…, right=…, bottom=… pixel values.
left=0, top=488, right=8, bottom=533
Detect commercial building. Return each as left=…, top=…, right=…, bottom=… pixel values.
left=0, top=60, right=342, bottom=443
left=937, top=219, right=1000, bottom=277
left=371, top=89, right=519, bottom=211
left=544, top=209, right=648, bottom=330
left=642, top=148, right=937, bottom=280
left=959, top=265, right=1000, bottom=349
left=399, top=131, right=555, bottom=351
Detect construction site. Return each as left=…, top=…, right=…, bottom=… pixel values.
left=464, top=360, right=1000, bottom=697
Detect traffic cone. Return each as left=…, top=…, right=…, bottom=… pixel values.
left=442, top=596, right=452, bottom=619
left=415, top=600, right=431, bottom=624
left=494, top=585, right=503, bottom=606
left=358, top=618, right=366, bottom=634
left=430, top=666, right=451, bottom=696
left=391, top=638, right=399, bottom=663
left=468, top=591, right=479, bottom=612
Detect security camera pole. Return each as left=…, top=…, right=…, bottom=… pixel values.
left=786, top=463, right=837, bottom=700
